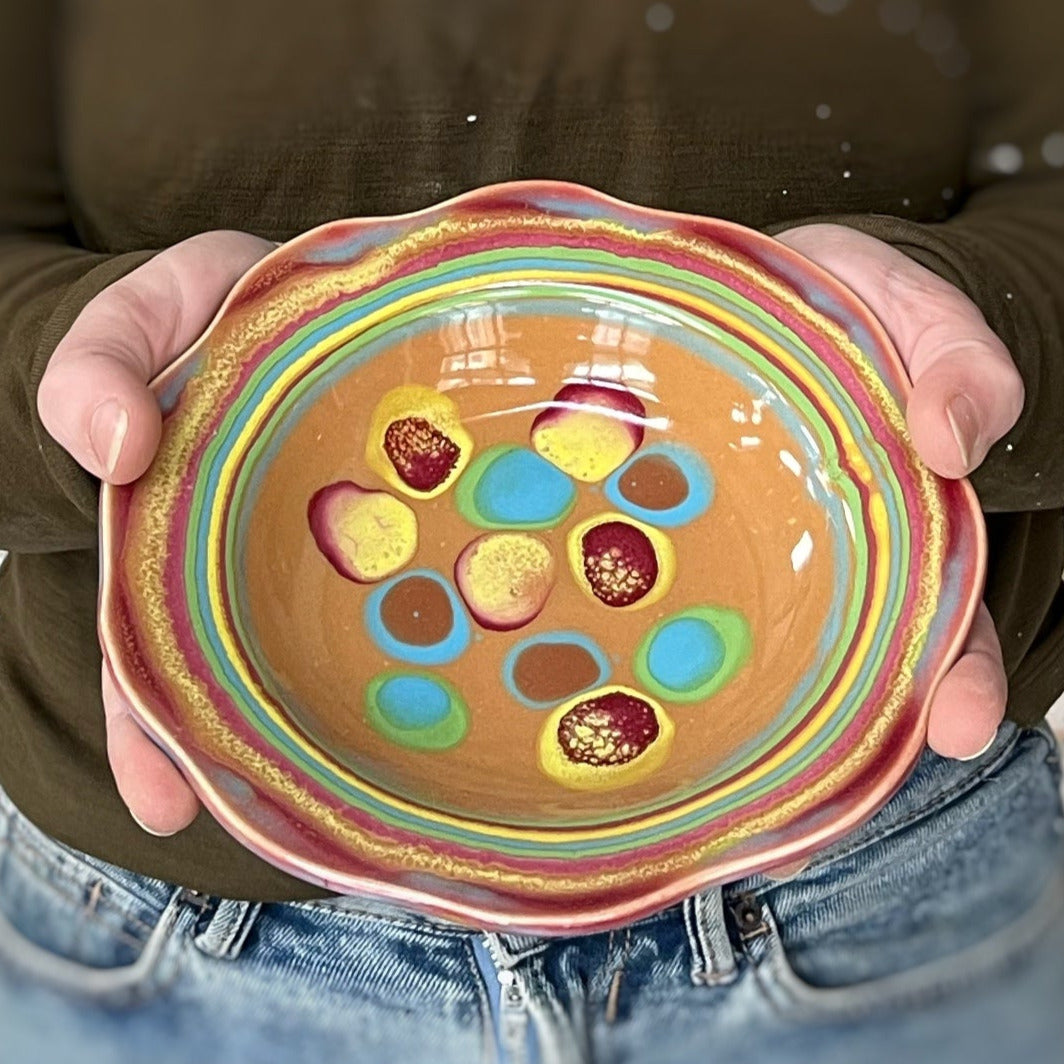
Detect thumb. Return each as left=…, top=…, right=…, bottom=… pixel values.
left=38, top=230, right=275, bottom=484
left=775, top=224, right=1024, bottom=479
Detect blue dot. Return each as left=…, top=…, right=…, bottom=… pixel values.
left=646, top=618, right=725, bottom=692
left=475, top=448, right=575, bottom=526
left=375, top=675, right=452, bottom=730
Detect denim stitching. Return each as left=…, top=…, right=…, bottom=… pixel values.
left=690, top=890, right=737, bottom=984
left=7, top=819, right=167, bottom=929
left=683, top=894, right=731, bottom=985
left=2, top=868, right=150, bottom=949
left=193, top=900, right=262, bottom=960
left=694, top=893, right=719, bottom=975
left=524, top=950, right=587, bottom=1063
left=0, top=885, right=189, bottom=1002
left=750, top=726, right=1037, bottom=897
left=3, top=836, right=157, bottom=944
left=752, top=872, right=1064, bottom=1022
left=681, top=896, right=700, bottom=983
left=288, top=898, right=474, bottom=940
left=4, top=829, right=158, bottom=937
left=493, top=934, right=552, bottom=966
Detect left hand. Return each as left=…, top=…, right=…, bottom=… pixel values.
left=775, top=224, right=1024, bottom=761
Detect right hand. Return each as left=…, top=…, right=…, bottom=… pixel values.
left=37, top=231, right=276, bottom=836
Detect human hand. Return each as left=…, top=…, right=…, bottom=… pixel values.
left=38, top=231, right=276, bottom=834
left=775, top=224, right=1023, bottom=761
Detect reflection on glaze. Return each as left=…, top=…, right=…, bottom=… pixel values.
left=604, top=442, right=713, bottom=528
left=634, top=606, right=752, bottom=704
left=365, top=569, right=470, bottom=665
left=531, top=382, right=646, bottom=482
left=366, top=384, right=473, bottom=498
left=365, top=672, right=469, bottom=750
left=455, top=444, right=576, bottom=530
left=538, top=685, right=674, bottom=790
left=790, top=530, right=815, bottom=573
left=502, top=631, right=612, bottom=709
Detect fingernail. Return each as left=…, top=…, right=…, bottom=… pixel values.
left=956, top=730, right=998, bottom=762
left=945, top=394, right=980, bottom=472
left=130, top=811, right=178, bottom=838
left=90, top=399, right=129, bottom=477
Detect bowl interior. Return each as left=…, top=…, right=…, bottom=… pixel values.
left=226, top=284, right=858, bottom=827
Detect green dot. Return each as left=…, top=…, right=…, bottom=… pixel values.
left=634, top=606, right=752, bottom=704
left=455, top=444, right=576, bottom=530
left=365, top=672, right=469, bottom=750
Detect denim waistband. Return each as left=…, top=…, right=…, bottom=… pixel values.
left=0, top=784, right=180, bottom=931
left=1, top=719, right=1053, bottom=941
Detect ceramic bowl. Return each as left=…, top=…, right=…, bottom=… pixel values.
left=99, top=181, right=985, bottom=934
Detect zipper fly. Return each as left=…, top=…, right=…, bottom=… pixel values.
left=498, top=969, right=530, bottom=1063
left=472, top=936, right=538, bottom=1064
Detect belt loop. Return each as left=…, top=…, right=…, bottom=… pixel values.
left=193, top=899, right=262, bottom=960
left=683, top=888, right=738, bottom=986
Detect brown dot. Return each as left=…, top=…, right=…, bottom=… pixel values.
left=618, top=454, right=688, bottom=511
left=380, top=576, right=453, bottom=646
left=513, top=642, right=601, bottom=704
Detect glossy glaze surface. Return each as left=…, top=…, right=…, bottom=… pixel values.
left=99, top=181, right=985, bottom=933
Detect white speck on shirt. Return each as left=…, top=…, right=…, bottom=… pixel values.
left=645, top=2, right=675, bottom=32
left=1042, top=131, right=1064, bottom=168
left=986, top=143, right=1024, bottom=175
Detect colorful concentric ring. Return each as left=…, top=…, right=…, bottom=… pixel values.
left=99, top=181, right=984, bottom=934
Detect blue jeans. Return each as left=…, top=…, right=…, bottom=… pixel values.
left=2, top=722, right=1063, bottom=1064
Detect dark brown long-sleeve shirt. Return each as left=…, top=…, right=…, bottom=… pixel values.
left=1, top=0, right=1062, bottom=900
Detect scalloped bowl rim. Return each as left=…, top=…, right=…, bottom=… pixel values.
left=98, top=179, right=987, bottom=933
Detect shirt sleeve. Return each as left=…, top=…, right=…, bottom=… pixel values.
left=0, top=1, right=154, bottom=554
left=768, top=0, right=1064, bottom=516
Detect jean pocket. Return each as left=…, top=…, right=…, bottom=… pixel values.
left=0, top=799, right=182, bottom=1004
left=743, top=725, right=1064, bottom=1022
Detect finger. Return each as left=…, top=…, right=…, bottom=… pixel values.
left=905, top=346, right=1023, bottom=479
left=41, top=356, right=164, bottom=485
left=925, top=602, right=1007, bottom=760
left=102, top=659, right=200, bottom=835
left=38, top=230, right=275, bottom=484
left=775, top=225, right=1024, bottom=479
